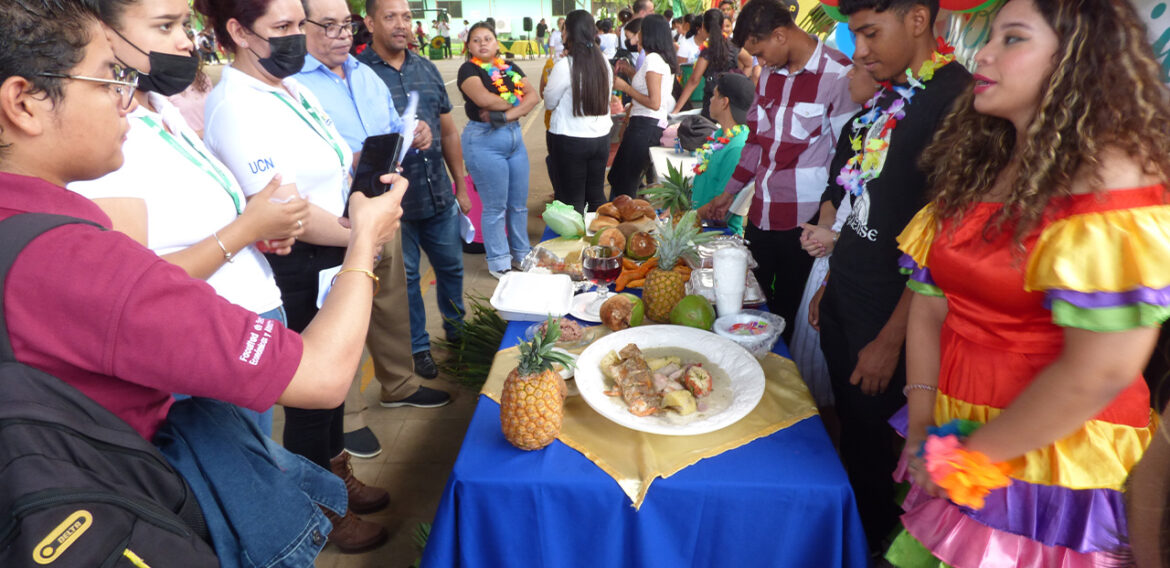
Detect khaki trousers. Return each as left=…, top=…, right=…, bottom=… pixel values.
left=343, top=232, right=421, bottom=432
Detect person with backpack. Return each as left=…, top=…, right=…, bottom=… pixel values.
left=68, top=0, right=306, bottom=440
left=0, top=0, right=404, bottom=563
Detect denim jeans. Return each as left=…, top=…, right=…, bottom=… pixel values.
left=462, top=120, right=531, bottom=272
left=401, top=201, right=465, bottom=353
left=156, top=398, right=347, bottom=568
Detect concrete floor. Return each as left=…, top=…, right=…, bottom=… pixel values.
left=222, top=53, right=557, bottom=566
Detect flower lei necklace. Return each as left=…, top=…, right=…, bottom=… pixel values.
left=836, top=40, right=955, bottom=197
left=471, top=56, right=525, bottom=106
left=693, top=124, right=748, bottom=175
left=699, top=33, right=728, bottom=52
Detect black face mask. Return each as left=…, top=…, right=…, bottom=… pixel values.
left=111, top=29, right=200, bottom=96
left=249, top=33, right=307, bottom=79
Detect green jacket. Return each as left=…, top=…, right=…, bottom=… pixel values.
left=690, top=126, right=748, bottom=235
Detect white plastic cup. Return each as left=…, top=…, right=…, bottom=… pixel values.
left=713, top=247, right=748, bottom=317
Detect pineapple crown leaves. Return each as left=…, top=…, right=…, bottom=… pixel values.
left=516, top=316, right=577, bottom=376
left=638, top=160, right=692, bottom=214
left=652, top=209, right=716, bottom=269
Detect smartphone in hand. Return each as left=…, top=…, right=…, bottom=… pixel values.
left=345, top=133, right=404, bottom=216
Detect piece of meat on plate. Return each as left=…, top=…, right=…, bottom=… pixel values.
left=615, top=354, right=661, bottom=416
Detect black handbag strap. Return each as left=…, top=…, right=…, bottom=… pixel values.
left=0, top=213, right=101, bottom=363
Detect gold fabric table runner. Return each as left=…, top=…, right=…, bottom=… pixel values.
left=481, top=344, right=819, bottom=508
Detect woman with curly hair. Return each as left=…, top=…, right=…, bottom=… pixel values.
left=890, top=0, right=1170, bottom=565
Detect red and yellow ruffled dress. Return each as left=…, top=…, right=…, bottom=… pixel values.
left=888, top=185, right=1169, bottom=567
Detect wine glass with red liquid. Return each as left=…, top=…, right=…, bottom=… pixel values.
left=583, top=245, right=622, bottom=302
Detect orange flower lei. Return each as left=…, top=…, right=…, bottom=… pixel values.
left=471, top=57, right=525, bottom=106
left=922, top=420, right=1012, bottom=510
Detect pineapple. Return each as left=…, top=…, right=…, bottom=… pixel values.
left=643, top=210, right=714, bottom=322
left=638, top=160, right=692, bottom=218
left=500, top=317, right=576, bottom=451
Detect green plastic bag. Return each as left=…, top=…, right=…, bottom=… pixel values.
left=541, top=200, right=585, bottom=238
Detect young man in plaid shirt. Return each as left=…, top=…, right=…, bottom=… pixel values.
left=700, top=0, right=858, bottom=344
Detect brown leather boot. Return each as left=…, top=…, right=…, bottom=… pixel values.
left=321, top=508, right=388, bottom=553
left=329, top=451, right=390, bottom=514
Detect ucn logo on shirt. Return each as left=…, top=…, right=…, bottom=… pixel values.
left=249, top=158, right=275, bottom=175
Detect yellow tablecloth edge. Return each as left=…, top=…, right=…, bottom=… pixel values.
left=481, top=347, right=820, bottom=508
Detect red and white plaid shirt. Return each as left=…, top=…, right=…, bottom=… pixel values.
left=725, top=39, right=858, bottom=231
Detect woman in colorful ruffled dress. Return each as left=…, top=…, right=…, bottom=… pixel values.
left=890, top=0, right=1170, bottom=565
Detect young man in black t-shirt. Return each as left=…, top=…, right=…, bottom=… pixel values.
left=809, top=0, right=971, bottom=553
left=536, top=18, right=548, bottom=55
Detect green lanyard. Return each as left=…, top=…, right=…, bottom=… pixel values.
left=271, top=91, right=347, bottom=169
left=139, top=115, right=243, bottom=215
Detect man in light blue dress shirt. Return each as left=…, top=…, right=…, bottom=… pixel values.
left=295, top=0, right=453, bottom=467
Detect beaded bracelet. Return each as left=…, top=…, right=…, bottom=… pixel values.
left=902, top=384, right=938, bottom=397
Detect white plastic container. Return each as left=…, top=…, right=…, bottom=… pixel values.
left=489, top=272, right=575, bottom=321
left=713, top=310, right=786, bottom=359
left=713, top=247, right=749, bottom=317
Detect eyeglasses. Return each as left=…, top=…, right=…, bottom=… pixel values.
left=38, top=64, right=140, bottom=110
left=307, top=19, right=360, bottom=39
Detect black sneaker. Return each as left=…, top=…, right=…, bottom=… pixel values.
left=342, top=427, right=382, bottom=459
left=413, top=350, right=438, bottom=379
left=380, top=386, right=452, bottom=408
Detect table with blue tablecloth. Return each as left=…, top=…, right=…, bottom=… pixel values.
left=421, top=232, right=868, bottom=567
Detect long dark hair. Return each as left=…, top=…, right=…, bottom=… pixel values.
left=638, top=14, right=678, bottom=75
left=701, top=9, right=734, bottom=74
left=564, top=10, right=608, bottom=117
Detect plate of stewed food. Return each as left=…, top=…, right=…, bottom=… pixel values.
left=574, top=325, right=766, bottom=436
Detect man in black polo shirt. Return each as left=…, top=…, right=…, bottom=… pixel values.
left=810, top=0, right=970, bottom=552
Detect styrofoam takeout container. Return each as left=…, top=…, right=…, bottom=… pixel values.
left=490, top=272, right=574, bottom=321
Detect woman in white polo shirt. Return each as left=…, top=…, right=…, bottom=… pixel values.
left=544, top=10, right=613, bottom=215
left=196, top=0, right=389, bottom=552
left=69, top=0, right=309, bottom=436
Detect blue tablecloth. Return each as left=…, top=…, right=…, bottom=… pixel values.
left=421, top=314, right=869, bottom=567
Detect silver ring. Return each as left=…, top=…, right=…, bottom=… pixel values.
left=296, top=219, right=303, bottom=230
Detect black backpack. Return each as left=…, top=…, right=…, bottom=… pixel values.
left=0, top=214, right=218, bottom=567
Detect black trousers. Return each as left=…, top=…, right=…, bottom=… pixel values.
left=545, top=131, right=561, bottom=203
left=549, top=132, right=610, bottom=214
left=607, top=116, right=663, bottom=200
left=1145, top=325, right=1170, bottom=410
left=744, top=221, right=816, bottom=345
left=266, top=242, right=347, bottom=469
left=818, top=282, right=907, bottom=551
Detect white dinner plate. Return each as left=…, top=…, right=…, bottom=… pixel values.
left=575, top=325, right=765, bottom=436
left=569, top=291, right=604, bottom=323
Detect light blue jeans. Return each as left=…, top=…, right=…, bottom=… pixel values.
left=462, top=120, right=531, bottom=272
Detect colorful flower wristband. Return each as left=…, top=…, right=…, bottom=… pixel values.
left=921, top=420, right=1011, bottom=510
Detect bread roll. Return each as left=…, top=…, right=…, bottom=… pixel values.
left=597, top=202, right=621, bottom=219
left=618, top=200, right=644, bottom=222
left=589, top=215, right=620, bottom=232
